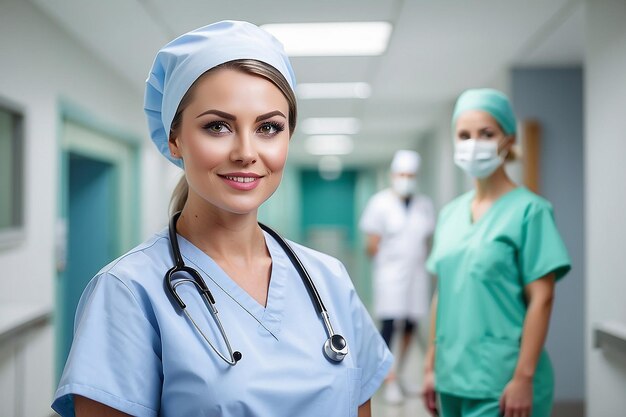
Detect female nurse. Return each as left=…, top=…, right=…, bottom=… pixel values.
left=52, top=21, right=392, bottom=417
left=421, top=88, right=571, bottom=417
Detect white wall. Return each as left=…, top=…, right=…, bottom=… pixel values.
left=0, top=0, right=174, bottom=414
left=585, top=1, right=626, bottom=416
left=511, top=68, right=585, bottom=404
left=417, top=103, right=464, bottom=210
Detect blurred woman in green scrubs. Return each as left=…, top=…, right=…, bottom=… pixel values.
left=422, top=88, right=571, bottom=417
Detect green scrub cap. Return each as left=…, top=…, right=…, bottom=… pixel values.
left=452, top=88, right=517, bottom=135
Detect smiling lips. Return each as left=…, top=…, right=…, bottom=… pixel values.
left=219, top=173, right=262, bottom=191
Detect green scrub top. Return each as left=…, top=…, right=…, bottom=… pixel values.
left=426, top=187, right=570, bottom=400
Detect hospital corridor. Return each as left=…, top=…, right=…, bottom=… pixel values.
left=1, top=0, right=626, bottom=416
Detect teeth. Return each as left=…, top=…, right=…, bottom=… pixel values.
left=225, top=176, right=257, bottom=183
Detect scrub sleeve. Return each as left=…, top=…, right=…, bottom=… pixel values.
left=359, top=194, right=385, bottom=236
left=518, top=203, right=571, bottom=284
left=52, top=273, right=162, bottom=417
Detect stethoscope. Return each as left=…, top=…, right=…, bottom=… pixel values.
left=165, top=211, right=348, bottom=365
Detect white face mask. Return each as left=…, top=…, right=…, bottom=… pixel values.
left=454, top=139, right=507, bottom=179
left=391, top=176, right=417, bottom=197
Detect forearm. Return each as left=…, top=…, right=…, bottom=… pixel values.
left=365, top=234, right=380, bottom=257
left=514, top=286, right=554, bottom=380
left=75, top=396, right=130, bottom=416
left=358, top=399, right=371, bottom=417
left=424, top=290, right=438, bottom=372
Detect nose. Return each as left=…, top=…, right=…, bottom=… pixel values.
left=230, top=132, right=257, bottom=166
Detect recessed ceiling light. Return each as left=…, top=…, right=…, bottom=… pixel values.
left=261, top=22, right=392, bottom=56
left=305, top=135, right=354, bottom=155
left=301, top=118, right=361, bottom=135
left=296, top=82, right=372, bottom=99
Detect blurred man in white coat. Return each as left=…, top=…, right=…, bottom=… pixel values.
left=359, top=150, right=435, bottom=404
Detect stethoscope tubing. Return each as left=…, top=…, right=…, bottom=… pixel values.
left=257, top=223, right=327, bottom=315
left=173, top=279, right=238, bottom=365
left=165, top=211, right=347, bottom=365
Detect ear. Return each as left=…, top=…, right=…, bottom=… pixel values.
left=168, top=133, right=181, bottom=159
left=502, top=134, right=515, bottom=150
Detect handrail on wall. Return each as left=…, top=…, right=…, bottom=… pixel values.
left=0, top=303, right=52, bottom=345
left=594, top=321, right=626, bottom=353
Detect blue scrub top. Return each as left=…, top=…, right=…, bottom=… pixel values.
left=52, top=229, right=392, bottom=417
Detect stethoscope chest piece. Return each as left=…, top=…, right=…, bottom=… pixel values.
left=324, top=334, right=348, bottom=362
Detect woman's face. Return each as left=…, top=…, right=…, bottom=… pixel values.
left=454, top=109, right=513, bottom=151
left=169, top=68, right=290, bottom=215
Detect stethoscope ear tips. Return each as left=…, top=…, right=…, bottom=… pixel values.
left=324, top=334, right=348, bottom=362
left=233, top=351, right=243, bottom=362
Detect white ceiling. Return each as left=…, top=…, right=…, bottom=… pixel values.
left=29, top=0, right=584, bottom=168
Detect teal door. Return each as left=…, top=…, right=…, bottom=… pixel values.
left=300, top=170, right=356, bottom=270
left=58, top=154, right=116, bottom=371
left=56, top=118, right=140, bottom=380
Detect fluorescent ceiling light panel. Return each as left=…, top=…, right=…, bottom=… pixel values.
left=306, top=135, right=354, bottom=155
left=301, top=118, right=361, bottom=135
left=262, top=22, right=392, bottom=56
left=296, top=82, right=372, bottom=99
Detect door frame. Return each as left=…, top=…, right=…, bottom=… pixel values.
left=55, top=99, right=142, bottom=380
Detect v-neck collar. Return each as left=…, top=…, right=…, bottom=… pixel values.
left=173, top=230, right=288, bottom=339
left=467, top=186, right=522, bottom=226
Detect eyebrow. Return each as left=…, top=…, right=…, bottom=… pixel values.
left=255, top=110, right=286, bottom=122
left=195, top=109, right=286, bottom=123
left=196, top=109, right=236, bottom=120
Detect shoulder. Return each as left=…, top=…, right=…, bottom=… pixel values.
left=439, top=190, right=473, bottom=219
left=515, top=187, right=553, bottom=208
left=360, top=189, right=394, bottom=228
left=283, top=240, right=358, bottom=298
left=510, top=188, right=555, bottom=219
left=286, top=240, right=349, bottom=279
left=283, top=240, right=370, bottom=322
left=366, top=189, right=395, bottom=207
left=76, top=229, right=175, bottom=325
left=96, top=229, right=171, bottom=287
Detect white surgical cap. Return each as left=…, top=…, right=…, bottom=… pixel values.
left=390, top=150, right=421, bottom=174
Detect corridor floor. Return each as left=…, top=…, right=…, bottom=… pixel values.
left=370, top=330, right=430, bottom=417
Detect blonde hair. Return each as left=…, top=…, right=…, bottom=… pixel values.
left=504, top=135, right=518, bottom=162
left=169, top=59, right=297, bottom=214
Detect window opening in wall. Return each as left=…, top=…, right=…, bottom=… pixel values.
left=0, top=100, right=24, bottom=247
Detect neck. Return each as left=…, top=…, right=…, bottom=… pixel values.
left=175, top=196, right=266, bottom=262
left=474, top=166, right=516, bottom=200
left=394, top=192, right=413, bottom=200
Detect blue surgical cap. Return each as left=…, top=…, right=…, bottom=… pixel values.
left=451, top=88, right=517, bottom=136
left=144, top=20, right=296, bottom=167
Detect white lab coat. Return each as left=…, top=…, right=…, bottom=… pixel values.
left=359, top=189, right=435, bottom=320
